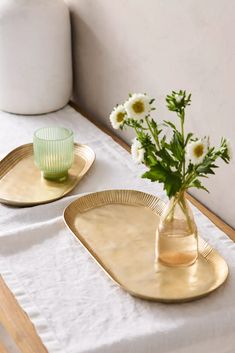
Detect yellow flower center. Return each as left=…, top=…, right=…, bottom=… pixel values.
left=132, top=100, right=144, bottom=114
left=117, top=112, right=125, bottom=123
left=194, top=144, right=204, bottom=157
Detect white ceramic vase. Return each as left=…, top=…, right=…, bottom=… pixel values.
left=0, top=0, right=72, bottom=115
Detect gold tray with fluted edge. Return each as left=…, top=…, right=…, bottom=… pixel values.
left=0, top=143, right=95, bottom=207
left=64, top=189, right=229, bottom=303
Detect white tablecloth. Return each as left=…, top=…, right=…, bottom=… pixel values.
left=0, top=106, right=235, bottom=353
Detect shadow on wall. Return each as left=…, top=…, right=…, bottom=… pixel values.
left=65, top=0, right=235, bottom=229
left=69, top=7, right=117, bottom=121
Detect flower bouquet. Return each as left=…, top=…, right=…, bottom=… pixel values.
left=109, top=91, right=232, bottom=267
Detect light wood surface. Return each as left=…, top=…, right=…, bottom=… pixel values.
left=0, top=340, right=9, bottom=353
left=0, top=276, right=48, bottom=353
left=70, top=101, right=235, bottom=241
left=0, top=103, right=234, bottom=353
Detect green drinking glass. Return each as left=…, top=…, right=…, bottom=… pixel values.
left=33, top=127, right=74, bottom=181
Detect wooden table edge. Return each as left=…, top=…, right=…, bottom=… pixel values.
left=0, top=339, right=9, bottom=353
left=0, top=275, right=48, bottom=353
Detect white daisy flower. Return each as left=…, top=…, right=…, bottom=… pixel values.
left=226, top=140, right=233, bottom=160
left=186, top=139, right=208, bottom=165
left=124, top=93, right=151, bottom=120
left=109, top=105, right=126, bottom=129
left=131, top=138, right=145, bottom=164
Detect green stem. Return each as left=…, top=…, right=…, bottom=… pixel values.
left=181, top=170, right=198, bottom=190
left=131, top=124, right=145, bottom=138
left=165, top=190, right=183, bottom=222
left=180, top=110, right=186, bottom=182
left=133, top=126, right=139, bottom=137
left=125, top=121, right=148, bottom=131
left=145, top=116, right=161, bottom=149
left=164, top=191, right=194, bottom=235
left=180, top=110, right=185, bottom=141
left=178, top=195, right=194, bottom=234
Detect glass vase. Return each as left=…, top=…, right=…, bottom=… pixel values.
left=156, top=191, right=198, bottom=267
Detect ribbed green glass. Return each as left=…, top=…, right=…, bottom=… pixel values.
left=33, top=127, right=74, bottom=181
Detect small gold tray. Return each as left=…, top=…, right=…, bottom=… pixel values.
left=0, top=143, right=95, bottom=206
left=64, top=190, right=228, bottom=303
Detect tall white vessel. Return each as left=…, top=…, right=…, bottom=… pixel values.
left=0, top=0, right=72, bottom=114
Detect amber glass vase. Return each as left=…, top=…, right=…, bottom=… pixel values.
left=156, top=191, right=198, bottom=267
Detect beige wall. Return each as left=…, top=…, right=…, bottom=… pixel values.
left=66, top=0, right=235, bottom=228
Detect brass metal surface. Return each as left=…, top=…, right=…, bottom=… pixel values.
left=64, top=189, right=229, bottom=303
left=0, top=143, right=95, bottom=206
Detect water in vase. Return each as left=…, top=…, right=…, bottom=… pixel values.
left=156, top=193, right=198, bottom=267
left=157, top=219, right=198, bottom=267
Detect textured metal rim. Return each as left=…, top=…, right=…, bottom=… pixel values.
left=64, top=189, right=229, bottom=303
left=0, top=143, right=95, bottom=206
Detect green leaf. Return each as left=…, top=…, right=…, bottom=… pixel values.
left=163, top=120, right=177, bottom=130
left=145, top=154, right=158, bottom=167
left=142, top=164, right=182, bottom=198
left=189, top=179, right=209, bottom=193
left=185, top=132, right=194, bottom=146
left=186, top=162, right=194, bottom=174
left=150, top=118, right=158, bottom=130
left=169, top=131, right=184, bottom=162
left=164, top=174, right=182, bottom=198
left=142, top=164, right=167, bottom=183
left=155, top=149, right=178, bottom=167
left=197, top=159, right=216, bottom=175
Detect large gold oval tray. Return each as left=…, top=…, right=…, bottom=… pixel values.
left=0, top=143, right=95, bottom=206
left=64, top=190, right=228, bottom=303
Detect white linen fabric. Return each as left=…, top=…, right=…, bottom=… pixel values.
left=0, top=106, right=235, bottom=353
